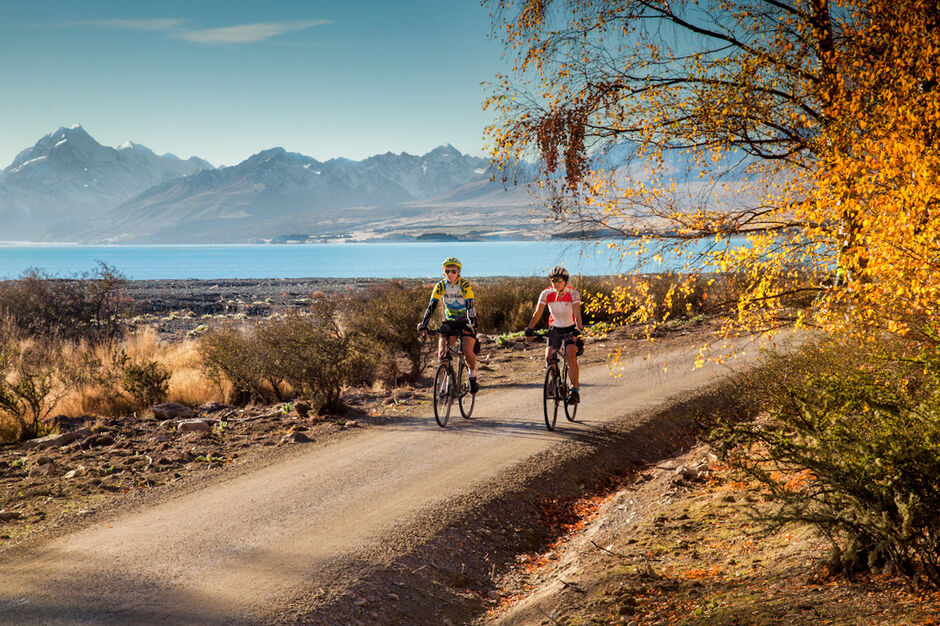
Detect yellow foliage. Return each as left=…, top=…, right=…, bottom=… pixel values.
left=485, top=0, right=940, bottom=347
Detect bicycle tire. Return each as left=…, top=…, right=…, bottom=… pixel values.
left=564, top=394, right=578, bottom=421
left=562, top=362, right=578, bottom=421
left=457, top=359, right=474, bottom=418
left=433, top=363, right=454, bottom=427
left=543, top=365, right=559, bottom=431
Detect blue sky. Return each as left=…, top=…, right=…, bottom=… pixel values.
left=0, top=1, right=505, bottom=167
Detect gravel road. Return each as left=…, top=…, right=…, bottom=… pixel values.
left=0, top=337, right=767, bottom=625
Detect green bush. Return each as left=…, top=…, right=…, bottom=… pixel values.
left=200, top=324, right=286, bottom=405
left=258, top=300, right=379, bottom=412
left=121, top=357, right=171, bottom=408
left=0, top=263, right=131, bottom=342
left=711, top=339, right=940, bottom=586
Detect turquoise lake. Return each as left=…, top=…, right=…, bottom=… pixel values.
left=0, top=241, right=713, bottom=280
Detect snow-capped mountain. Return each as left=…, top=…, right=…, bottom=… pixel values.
left=0, top=125, right=212, bottom=240
left=361, top=144, right=489, bottom=199
left=0, top=124, right=539, bottom=243
left=77, top=145, right=497, bottom=242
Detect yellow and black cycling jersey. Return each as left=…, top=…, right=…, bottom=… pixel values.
left=420, top=277, right=477, bottom=327
left=430, top=277, right=475, bottom=321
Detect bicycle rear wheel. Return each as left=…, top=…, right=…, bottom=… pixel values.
left=543, top=365, right=559, bottom=431
left=433, top=363, right=454, bottom=427
left=457, top=360, right=474, bottom=418
left=562, top=364, right=578, bottom=421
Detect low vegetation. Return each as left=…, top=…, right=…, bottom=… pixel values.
left=0, top=322, right=75, bottom=441
left=0, top=270, right=727, bottom=440
left=708, top=339, right=940, bottom=588
left=0, top=263, right=130, bottom=342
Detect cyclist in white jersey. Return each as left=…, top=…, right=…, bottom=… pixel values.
left=417, top=257, right=479, bottom=394
left=524, top=265, right=584, bottom=404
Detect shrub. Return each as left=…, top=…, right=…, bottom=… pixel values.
left=474, top=277, right=546, bottom=333
left=347, top=281, right=432, bottom=384
left=580, top=273, right=721, bottom=328
left=200, top=324, right=285, bottom=405
left=0, top=321, right=81, bottom=441
left=121, top=356, right=171, bottom=408
left=711, top=339, right=940, bottom=587
left=0, top=262, right=131, bottom=342
left=260, top=301, right=379, bottom=412
left=200, top=300, right=378, bottom=412
left=472, top=274, right=719, bottom=333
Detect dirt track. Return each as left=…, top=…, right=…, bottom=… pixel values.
left=0, top=338, right=769, bottom=625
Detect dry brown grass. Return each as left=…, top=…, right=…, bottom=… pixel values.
left=54, top=327, right=222, bottom=419
left=162, top=338, right=224, bottom=406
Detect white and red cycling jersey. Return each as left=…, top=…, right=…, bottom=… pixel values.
left=538, top=286, right=581, bottom=328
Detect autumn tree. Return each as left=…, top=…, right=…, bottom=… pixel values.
left=485, top=0, right=940, bottom=346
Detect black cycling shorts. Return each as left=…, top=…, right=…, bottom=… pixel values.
left=440, top=319, right=475, bottom=336
left=440, top=319, right=480, bottom=354
left=547, top=325, right=579, bottom=353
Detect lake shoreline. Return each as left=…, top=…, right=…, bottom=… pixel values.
left=123, top=275, right=547, bottom=318
left=124, top=277, right=393, bottom=314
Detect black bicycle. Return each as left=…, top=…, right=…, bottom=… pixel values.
left=426, top=328, right=475, bottom=427
left=533, top=329, right=579, bottom=431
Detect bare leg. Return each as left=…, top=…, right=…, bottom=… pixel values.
left=462, top=335, right=477, bottom=371
left=565, top=343, right=579, bottom=387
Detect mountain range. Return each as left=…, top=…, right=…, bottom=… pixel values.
left=0, top=125, right=541, bottom=243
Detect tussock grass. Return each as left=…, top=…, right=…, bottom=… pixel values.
left=53, top=330, right=222, bottom=421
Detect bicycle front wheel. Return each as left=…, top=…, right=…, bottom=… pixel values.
left=433, top=363, right=455, bottom=427
left=543, top=365, right=559, bottom=431
left=457, top=360, right=474, bottom=419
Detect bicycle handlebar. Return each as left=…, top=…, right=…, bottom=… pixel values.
left=529, top=328, right=581, bottom=340
left=424, top=327, right=474, bottom=336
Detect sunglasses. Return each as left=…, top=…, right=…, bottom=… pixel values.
left=444, top=268, right=459, bottom=274
left=551, top=278, right=566, bottom=283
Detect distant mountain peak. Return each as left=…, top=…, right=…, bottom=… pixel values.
left=428, top=144, right=460, bottom=157
left=1, top=125, right=214, bottom=236
left=50, top=124, right=92, bottom=139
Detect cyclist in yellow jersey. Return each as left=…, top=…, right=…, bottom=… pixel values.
left=417, top=257, right=479, bottom=394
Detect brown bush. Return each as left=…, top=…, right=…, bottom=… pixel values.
left=200, top=299, right=378, bottom=412
left=55, top=331, right=219, bottom=418
left=474, top=275, right=628, bottom=332
left=473, top=277, right=546, bottom=333
left=347, top=281, right=432, bottom=384
left=0, top=262, right=131, bottom=342
left=0, top=320, right=82, bottom=441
